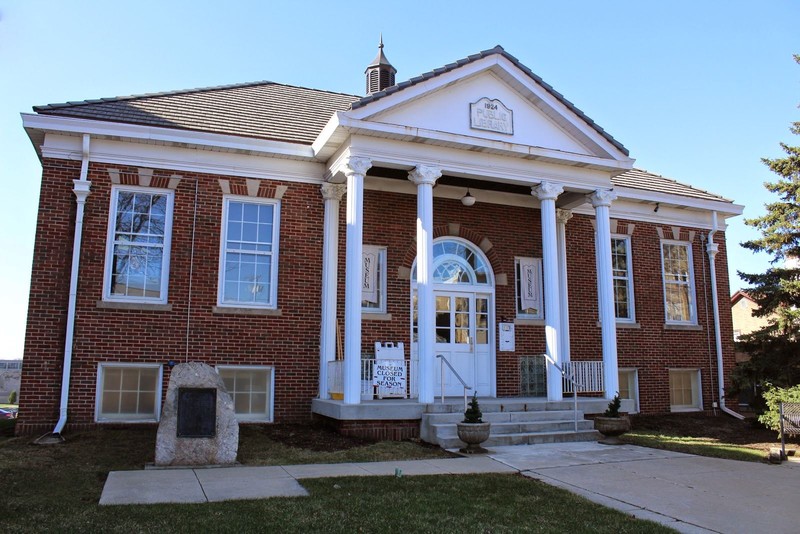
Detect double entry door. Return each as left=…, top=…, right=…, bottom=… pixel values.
left=433, top=291, right=491, bottom=397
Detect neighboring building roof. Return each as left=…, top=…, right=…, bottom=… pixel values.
left=612, top=168, right=732, bottom=203
left=34, top=81, right=360, bottom=145
left=731, top=290, right=757, bottom=305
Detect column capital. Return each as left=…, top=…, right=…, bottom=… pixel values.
left=343, top=156, right=372, bottom=178
left=556, top=209, right=573, bottom=225
left=532, top=181, right=563, bottom=201
left=320, top=182, right=346, bottom=201
left=408, top=165, right=442, bottom=186
left=588, top=189, right=617, bottom=208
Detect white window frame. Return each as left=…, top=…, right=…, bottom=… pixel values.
left=217, top=196, right=281, bottom=309
left=216, top=365, right=275, bottom=422
left=660, top=240, right=697, bottom=325
left=514, top=257, right=544, bottom=320
left=103, top=185, right=174, bottom=304
left=611, top=235, right=636, bottom=323
left=95, top=362, right=163, bottom=423
left=618, top=368, right=639, bottom=413
left=669, top=368, right=703, bottom=412
left=362, top=245, right=387, bottom=314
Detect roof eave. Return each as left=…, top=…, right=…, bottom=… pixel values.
left=22, top=113, right=316, bottom=160
left=613, top=184, right=744, bottom=217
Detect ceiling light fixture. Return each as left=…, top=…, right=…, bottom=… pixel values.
left=461, top=188, right=476, bottom=206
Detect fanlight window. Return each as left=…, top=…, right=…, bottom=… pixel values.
left=413, top=239, right=491, bottom=285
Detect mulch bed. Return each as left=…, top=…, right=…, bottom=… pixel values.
left=631, top=412, right=798, bottom=453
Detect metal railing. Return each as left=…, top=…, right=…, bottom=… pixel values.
left=436, top=354, right=472, bottom=411
left=543, top=353, right=582, bottom=432
left=562, top=361, right=604, bottom=394
left=326, top=359, right=419, bottom=400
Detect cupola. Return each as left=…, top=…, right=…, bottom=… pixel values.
left=365, top=35, right=396, bottom=95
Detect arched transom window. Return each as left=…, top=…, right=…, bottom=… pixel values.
left=412, top=239, right=492, bottom=286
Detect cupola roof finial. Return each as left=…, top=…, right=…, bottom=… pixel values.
left=365, top=35, right=396, bottom=95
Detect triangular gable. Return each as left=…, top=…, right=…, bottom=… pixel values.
left=346, top=46, right=630, bottom=162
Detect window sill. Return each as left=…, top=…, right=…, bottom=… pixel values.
left=664, top=324, right=702, bottom=331
left=212, top=306, right=282, bottom=316
left=514, top=318, right=545, bottom=326
left=363, top=313, right=393, bottom=321
left=596, top=321, right=641, bottom=329
left=96, top=300, right=173, bottom=312
left=669, top=407, right=702, bottom=413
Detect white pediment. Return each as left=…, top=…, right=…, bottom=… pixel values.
left=361, top=70, right=596, bottom=157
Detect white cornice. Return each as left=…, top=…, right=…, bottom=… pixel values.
left=365, top=176, right=737, bottom=229
left=22, top=113, right=316, bottom=160
left=40, top=134, right=326, bottom=184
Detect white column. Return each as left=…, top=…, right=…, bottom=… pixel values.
left=556, top=209, right=573, bottom=365
left=319, top=182, right=346, bottom=399
left=409, top=164, right=442, bottom=404
left=533, top=182, right=564, bottom=401
left=589, top=189, right=620, bottom=400
left=343, top=156, right=372, bottom=404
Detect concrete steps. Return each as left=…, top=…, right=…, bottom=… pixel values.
left=420, top=399, right=602, bottom=449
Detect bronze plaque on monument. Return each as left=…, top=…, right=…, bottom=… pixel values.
left=177, top=387, right=217, bottom=438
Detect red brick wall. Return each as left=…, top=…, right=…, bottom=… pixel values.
left=18, top=160, right=737, bottom=433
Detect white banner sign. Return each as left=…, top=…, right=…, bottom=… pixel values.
left=362, top=246, right=379, bottom=304
left=519, top=257, right=542, bottom=312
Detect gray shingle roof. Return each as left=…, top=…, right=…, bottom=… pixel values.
left=31, top=49, right=728, bottom=204
left=34, top=81, right=360, bottom=145
left=613, top=168, right=731, bottom=203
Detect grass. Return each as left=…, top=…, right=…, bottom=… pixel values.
left=622, top=432, right=767, bottom=462
left=0, top=426, right=674, bottom=533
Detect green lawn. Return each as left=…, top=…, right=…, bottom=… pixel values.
left=622, top=431, right=767, bottom=462
left=0, top=427, right=674, bottom=533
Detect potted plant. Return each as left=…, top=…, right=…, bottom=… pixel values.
left=456, top=393, right=491, bottom=454
left=593, top=394, right=631, bottom=445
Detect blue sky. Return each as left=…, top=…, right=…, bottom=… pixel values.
left=1, top=1, right=798, bottom=359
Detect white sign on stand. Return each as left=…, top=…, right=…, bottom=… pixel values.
left=374, top=342, right=406, bottom=398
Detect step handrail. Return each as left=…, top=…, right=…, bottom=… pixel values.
left=543, top=353, right=583, bottom=432
left=436, top=354, right=472, bottom=410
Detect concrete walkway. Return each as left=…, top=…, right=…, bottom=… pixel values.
left=101, top=443, right=798, bottom=534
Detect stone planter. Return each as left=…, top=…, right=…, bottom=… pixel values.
left=456, top=422, right=491, bottom=454
left=593, top=416, right=631, bottom=445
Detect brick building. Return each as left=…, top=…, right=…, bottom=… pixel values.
left=18, top=45, right=743, bottom=439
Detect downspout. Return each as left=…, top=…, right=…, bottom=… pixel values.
left=52, top=134, right=92, bottom=436
left=706, top=211, right=744, bottom=420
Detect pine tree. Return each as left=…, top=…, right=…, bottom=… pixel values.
left=735, top=55, right=800, bottom=396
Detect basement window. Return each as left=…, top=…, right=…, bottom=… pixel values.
left=217, top=366, right=274, bottom=422
left=96, top=363, right=162, bottom=422
left=669, top=369, right=702, bottom=412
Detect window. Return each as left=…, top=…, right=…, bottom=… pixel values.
left=362, top=246, right=387, bottom=313
left=611, top=237, right=635, bottom=321
left=661, top=241, right=696, bottom=324
left=217, top=366, right=274, bottom=422
left=669, top=369, right=702, bottom=411
left=515, top=257, right=543, bottom=319
left=96, top=363, right=162, bottom=422
left=618, top=368, right=639, bottom=413
left=218, top=197, right=280, bottom=308
left=104, top=186, right=174, bottom=303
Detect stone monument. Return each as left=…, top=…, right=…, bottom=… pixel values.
left=155, top=362, right=239, bottom=466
